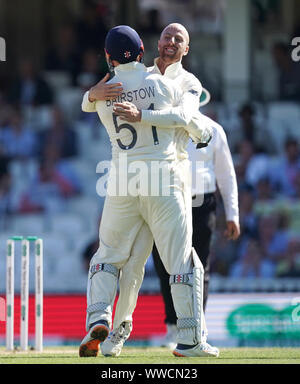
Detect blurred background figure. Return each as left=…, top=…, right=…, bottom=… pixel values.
left=37, top=105, right=78, bottom=159
left=0, top=92, right=13, bottom=128
left=237, top=185, right=259, bottom=243
left=276, top=238, right=300, bottom=278
left=234, top=140, right=255, bottom=186
left=229, top=238, right=276, bottom=278
left=138, top=8, right=162, bottom=36
left=0, top=106, right=37, bottom=159
left=75, top=1, right=108, bottom=53
left=257, top=214, right=289, bottom=263
left=272, top=42, right=300, bottom=101
left=77, top=48, right=107, bottom=87
left=229, top=103, right=275, bottom=154
left=0, top=144, right=12, bottom=228
left=44, top=24, right=81, bottom=86
left=255, top=177, right=274, bottom=203
left=269, top=137, right=300, bottom=197
left=8, top=58, right=54, bottom=107
left=18, top=145, right=81, bottom=214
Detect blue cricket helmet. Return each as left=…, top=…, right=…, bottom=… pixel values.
left=105, top=25, right=144, bottom=64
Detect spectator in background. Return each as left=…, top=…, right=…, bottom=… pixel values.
left=234, top=185, right=259, bottom=263
left=8, top=58, right=54, bottom=107
left=37, top=105, right=78, bottom=159
left=273, top=171, right=300, bottom=234
left=272, top=42, right=300, bottom=101
left=210, top=221, right=239, bottom=276
left=229, top=103, right=274, bottom=154
left=76, top=49, right=107, bottom=88
left=41, top=145, right=81, bottom=194
left=0, top=107, right=37, bottom=159
left=276, top=238, right=300, bottom=278
left=231, top=107, right=274, bottom=187
left=253, top=173, right=300, bottom=236
left=229, top=238, right=275, bottom=278
left=238, top=185, right=259, bottom=239
left=269, top=137, right=300, bottom=197
left=258, top=214, right=289, bottom=263
left=295, top=170, right=300, bottom=196
left=44, top=24, right=81, bottom=85
left=255, top=177, right=274, bottom=202
left=238, top=104, right=258, bottom=145
left=138, top=9, right=162, bottom=36
left=0, top=169, right=12, bottom=225
left=77, top=71, right=102, bottom=139
left=0, top=144, right=12, bottom=222
left=75, top=2, right=108, bottom=53
left=0, top=144, right=10, bottom=177
left=19, top=145, right=81, bottom=213
left=253, top=176, right=277, bottom=217
left=245, top=152, right=271, bottom=188
left=277, top=212, right=290, bottom=239
left=0, top=92, right=13, bottom=128
left=234, top=140, right=255, bottom=186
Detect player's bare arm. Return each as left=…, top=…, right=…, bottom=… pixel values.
left=88, top=73, right=123, bottom=102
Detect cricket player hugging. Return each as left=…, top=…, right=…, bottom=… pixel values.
left=79, top=25, right=218, bottom=358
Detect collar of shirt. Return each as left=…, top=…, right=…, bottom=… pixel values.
left=152, top=57, right=183, bottom=79
left=114, top=61, right=146, bottom=75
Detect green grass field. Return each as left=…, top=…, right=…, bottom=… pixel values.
left=0, top=347, right=300, bottom=364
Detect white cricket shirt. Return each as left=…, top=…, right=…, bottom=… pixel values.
left=143, top=59, right=203, bottom=159
left=82, top=62, right=184, bottom=162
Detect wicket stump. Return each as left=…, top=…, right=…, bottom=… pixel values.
left=6, top=236, right=43, bottom=352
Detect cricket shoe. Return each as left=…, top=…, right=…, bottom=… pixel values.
left=100, top=321, right=132, bottom=357
left=173, top=342, right=219, bottom=358
left=160, top=324, right=177, bottom=350
left=79, top=320, right=110, bottom=357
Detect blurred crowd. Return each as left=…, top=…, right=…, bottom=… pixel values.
left=1, top=2, right=300, bottom=284
left=0, top=2, right=108, bottom=216
left=210, top=104, right=300, bottom=279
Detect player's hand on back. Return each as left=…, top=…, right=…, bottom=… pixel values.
left=88, top=73, right=123, bottom=102
left=113, top=102, right=142, bottom=122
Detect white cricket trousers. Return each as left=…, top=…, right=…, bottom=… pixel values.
left=87, top=161, right=199, bottom=344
